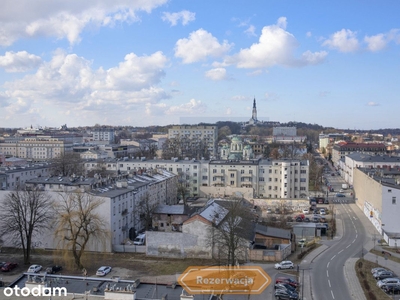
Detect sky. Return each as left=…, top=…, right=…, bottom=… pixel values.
left=0, top=0, right=399, bottom=130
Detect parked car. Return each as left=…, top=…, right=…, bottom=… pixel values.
left=371, top=267, right=388, bottom=274
left=377, top=277, right=400, bottom=288
left=319, top=208, right=326, bottom=215
left=1, top=262, right=18, bottom=272
left=302, top=208, right=309, bottom=214
left=267, top=208, right=272, bottom=214
left=46, top=265, right=63, bottom=274
left=382, top=285, right=400, bottom=295
left=274, top=288, right=299, bottom=299
left=304, top=217, right=310, bottom=222
left=298, top=238, right=307, bottom=247
left=275, top=277, right=299, bottom=288
left=374, top=271, right=396, bottom=280
left=96, top=266, right=112, bottom=276
left=274, top=261, right=294, bottom=270
left=275, top=283, right=297, bottom=292
left=27, top=265, right=42, bottom=273
left=295, top=217, right=303, bottom=222
left=0, top=262, right=6, bottom=269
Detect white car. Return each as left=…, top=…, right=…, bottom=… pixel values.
left=274, top=261, right=294, bottom=270
left=96, top=266, right=112, bottom=276
left=320, top=209, right=326, bottom=215
left=27, top=265, right=42, bottom=273
left=302, top=208, right=309, bottom=214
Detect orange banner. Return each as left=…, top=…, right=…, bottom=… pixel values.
left=178, top=266, right=271, bottom=295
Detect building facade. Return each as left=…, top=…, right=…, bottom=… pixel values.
left=168, top=125, right=218, bottom=158
left=332, top=142, right=387, bottom=167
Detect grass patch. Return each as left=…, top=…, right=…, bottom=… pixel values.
left=370, top=249, right=400, bottom=264
left=354, top=258, right=390, bottom=300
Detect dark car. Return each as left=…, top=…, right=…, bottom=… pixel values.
left=295, top=217, right=303, bottom=222
left=382, top=284, right=400, bottom=295
left=274, top=288, right=299, bottom=299
left=275, top=283, right=297, bottom=292
left=1, top=262, right=18, bottom=272
left=275, top=277, right=299, bottom=288
left=46, top=265, right=63, bottom=274
left=0, top=262, right=6, bottom=269
left=304, top=217, right=310, bottom=222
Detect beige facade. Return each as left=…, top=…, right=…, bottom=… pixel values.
left=0, top=137, right=73, bottom=161
left=168, top=125, right=218, bottom=157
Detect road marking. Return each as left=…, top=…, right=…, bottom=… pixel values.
left=328, top=279, right=331, bottom=287
left=327, top=262, right=330, bottom=268
left=352, top=239, right=356, bottom=243
left=331, top=290, right=335, bottom=299
left=355, top=234, right=358, bottom=239
left=338, top=250, right=344, bottom=254
left=327, top=270, right=329, bottom=277
left=331, top=255, right=336, bottom=260
left=346, top=245, right=351, bottom=249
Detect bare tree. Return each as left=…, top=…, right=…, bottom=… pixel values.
left=176, top=171, right=191, bottom=205
left=137, top=193, right=158, bottom=232
left=51, top=152, right=85, bottom=177
left=208, top=198, right=254, bottom=266
left=53, top=191, right=109, bottom=269
left=162, top=136, right=210, bottom=160
left=0, top=189, right=54, bottom=264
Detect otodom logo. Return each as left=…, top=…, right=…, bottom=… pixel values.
left=3, top=286, right=67, bottom=297
left=178, top=266, right=271, bottom=295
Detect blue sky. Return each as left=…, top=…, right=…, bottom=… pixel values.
left=0, top=0, right=399, bottom=130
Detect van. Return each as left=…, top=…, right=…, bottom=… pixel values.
left=133, top=234, right=146, bottom=245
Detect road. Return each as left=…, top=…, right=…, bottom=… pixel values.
left=311, top=201, right=366, bottom=299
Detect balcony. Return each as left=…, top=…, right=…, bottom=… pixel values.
left=121, top=209, right=128, bottom=216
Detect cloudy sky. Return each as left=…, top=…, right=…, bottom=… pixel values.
left=0, top=0, right=399, bottom=129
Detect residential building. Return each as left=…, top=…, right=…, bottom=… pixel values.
left=84, top=157, right=309, bottom=200
left=354, top=166, right=400, bottom=246
left=152, top=204, right=193, bottom=232
left=0, top=136, right=73, bottom=161
left=168, top=125, right=218, bottom=158
left=0, top=163, right=52, bottom=190
left=92, top=127, right=115, bottom=143
left=332, top=142, right=387, bottom=167
left=340, top=153, right=400, bottom=185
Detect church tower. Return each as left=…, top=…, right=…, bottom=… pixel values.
left=252, top=98, right=257, bottom=122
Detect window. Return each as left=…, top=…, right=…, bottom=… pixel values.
left=230, top=173, right=234, bottom=178
left=301, top=170, right=306, bottom=174
left=249, top=170, right=253, bottom=174
left=300, top=178, right=306, bottom=182
left=230, top=181, right=234, bottom=185
left=213, top=169, right=217, bottom=173
left=388, top=189, right=392, bottom=193
left=392, top=197, right=397, bottom=205
left=241, top=170, right=244, bottom=174
left=259, top=177, right=264, bottom=182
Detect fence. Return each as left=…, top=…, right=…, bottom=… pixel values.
left=112, top=244, right=146, bottom=253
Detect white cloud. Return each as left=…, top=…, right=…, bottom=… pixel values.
left=367, top=101, right=380, bottom=106
left=162, top=10, right=195, bottom=26
left=231, top=95, right=249, bottom=101
left=364, top=34, right=387, bottom=52
left=205, top=68, right=227, bottom=81
left=165, top=99, right=206, bottom=115
left=3, top=49, right=168, bottom=119
left=0, top=0, right=168, bottom=46
left=145, top=99, right=207, bottom=116
left=0, top=51, right=42, bottom=72
left=225, top=107, right=232, bottom=115
left=306, top=31, right=312, bottom=38
left=322, top=29, right=360, bottom=53
left=175, top=29, right=233, bottom=63
left=244, top=25, right=256, bottom=37
left=225, top=17, right=326, bottom=68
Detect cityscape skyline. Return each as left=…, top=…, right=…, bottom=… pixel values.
left=0, top=1, right=399, bottom=130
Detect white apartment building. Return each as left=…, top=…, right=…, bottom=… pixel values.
left=340, top=153, right=400, bottom=185
left=0, top=169, right=177, bottom=252
left=85, top=157, right=309, bottom=200
left=92, top=128, right=115, bottom=143
left=273, top=127, right=297, bottom=136
left=354, top=167, right=400, bottom=246
left=0, top=136, right=73, bottom=161
left=168, top=125, right=218, bottom=158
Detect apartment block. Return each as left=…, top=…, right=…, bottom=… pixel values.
left=168, top=125, right=218, bottom=158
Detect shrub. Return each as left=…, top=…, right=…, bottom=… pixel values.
left=363, top=279, right=370, bottom=291
left=360, top=271, right=365, bottom=278
left=367, top=291, right=377, bottom=300
left=358, top=261, right=363, bottom=269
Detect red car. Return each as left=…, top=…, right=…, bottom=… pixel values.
left=1, top=262, right=18, bottom=272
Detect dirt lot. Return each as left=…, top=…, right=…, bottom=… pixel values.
left=0, top=248, right=210, bottom=286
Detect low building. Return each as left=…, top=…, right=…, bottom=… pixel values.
left=152, top=205, right=193, bottom=232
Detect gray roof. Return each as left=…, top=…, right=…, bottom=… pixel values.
left=153, top=205, right=191, bottom=215
left=255, top=224, right=291, bottom=240
left=347, top=153, right=400, bottom=163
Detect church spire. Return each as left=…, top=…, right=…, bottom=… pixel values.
left=251, top=97, right=257, bottom=122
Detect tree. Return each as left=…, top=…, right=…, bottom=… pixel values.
left=0, top=189, right=54, bottom=264
left=51, top=152, right=84, bottom=177
left=54, top=191, right=109, bottom=269
left=137, top=193, right=158, bottom=232
left=218, top=125, right=232, bottom=140
left=208, top=198, right=254, bottom=266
